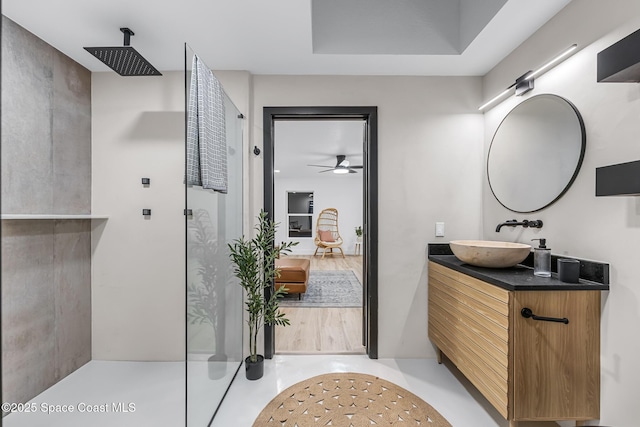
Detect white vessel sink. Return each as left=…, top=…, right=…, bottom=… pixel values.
left=449, top=240, right=531, bottom=268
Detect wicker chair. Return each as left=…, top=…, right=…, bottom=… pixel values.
left=313, top=208, right=345, bottom=258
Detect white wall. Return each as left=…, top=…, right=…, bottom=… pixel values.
left=482, top=1, right=640, bottom=425
left=91, top=71, right=185, bottom=361
left=91, top=70, right=251, bottom=361
left=251, top=75, right=485, bottom=358
left=274, top=177, right=363, bottom=255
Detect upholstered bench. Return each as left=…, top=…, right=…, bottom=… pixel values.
left=275, top=258, right=310, bottom=299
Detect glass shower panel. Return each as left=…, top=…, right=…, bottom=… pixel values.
left=185, top=44, right=244, bottom=427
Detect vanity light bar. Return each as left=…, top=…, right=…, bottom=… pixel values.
left=478, top=87, right=515, bottom=111
left=524, top=44, right=578, bottom=81
left=479, top=44, right=578, bottom=111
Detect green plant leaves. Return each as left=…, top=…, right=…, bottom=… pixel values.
left=228, top=210, right=298, bottom=359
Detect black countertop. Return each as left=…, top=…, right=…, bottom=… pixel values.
left=428, top=255, right=609, bottom=291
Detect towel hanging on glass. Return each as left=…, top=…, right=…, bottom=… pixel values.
left=186, top=54, right=227, bottom=193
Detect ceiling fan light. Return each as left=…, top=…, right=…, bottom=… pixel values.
left=308, top=155, right=362, bottom=174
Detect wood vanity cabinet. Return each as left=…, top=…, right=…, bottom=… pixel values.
left=428, top=261, right=600, bottom=426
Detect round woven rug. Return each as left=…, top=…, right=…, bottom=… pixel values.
left=253, top=372, right=452, bottom=426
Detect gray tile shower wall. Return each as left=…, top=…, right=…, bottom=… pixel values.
left=1, top=221, right=92, bottom=407
left=52, top=221, right=92, bottom=382
left=52, top=53, right=92, bottom=214
left=1, top=16, right=92, bottom=409
left=1, top=16, right=91, bottom=214
left=1, top=221, right=56, bottom=406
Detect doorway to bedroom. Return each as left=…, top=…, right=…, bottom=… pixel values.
left=274, top=121, right=364, bottom=354
left=263, top=107, right=378, bottom=358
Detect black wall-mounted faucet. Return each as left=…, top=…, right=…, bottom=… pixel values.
left=495, top=219, right=543, bottom=232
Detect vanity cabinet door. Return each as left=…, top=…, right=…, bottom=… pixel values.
left=428, top=262, right=511, bottom=418
left=511, top=290, right=600, bottom=421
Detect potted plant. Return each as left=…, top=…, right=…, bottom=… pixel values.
left=355, top=226, right=363, bottom=242
left=228, top=210, right=297, bottom=380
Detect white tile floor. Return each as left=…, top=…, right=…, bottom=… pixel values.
left=3, top=356, right=565, bottom=427
left=212, top=355, right=510, bottom=427
left=3, top=361, right=185, bottom=427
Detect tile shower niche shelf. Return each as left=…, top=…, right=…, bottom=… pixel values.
left=1, top=214, right=109, bottom=220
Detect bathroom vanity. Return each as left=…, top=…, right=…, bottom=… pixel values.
left=427, top=252, right=609, bottom=427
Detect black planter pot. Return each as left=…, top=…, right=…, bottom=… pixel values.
left=245, top=355, right=264, bottom=380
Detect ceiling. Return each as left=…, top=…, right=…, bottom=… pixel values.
left=274, top=120, right=364, bottom=180
left=312, top=0, right=508, bottom=55
left=3, top=0, right=571, bottom=76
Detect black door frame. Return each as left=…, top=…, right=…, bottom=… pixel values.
left=262, top=106, right=378, bottom=359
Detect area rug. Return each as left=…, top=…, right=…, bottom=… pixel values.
left=253, top=372, right=452, bottom=427
left=279, top=270, right=362, bottom=308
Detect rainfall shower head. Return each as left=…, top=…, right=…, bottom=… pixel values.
left=84, top=28, right=162, bottom=76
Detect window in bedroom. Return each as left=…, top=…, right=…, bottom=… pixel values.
left=287, top=191, right=313, bottom=238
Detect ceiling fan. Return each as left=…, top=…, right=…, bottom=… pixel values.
left=308, top=155, right=363, bottom=174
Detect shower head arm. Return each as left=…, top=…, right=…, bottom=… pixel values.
left=120, top=28, right=135, bottom=46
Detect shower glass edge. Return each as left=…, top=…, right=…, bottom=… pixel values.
left=185, top=43, right=244, bottom=427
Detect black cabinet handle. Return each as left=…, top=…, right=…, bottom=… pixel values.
left=521, top=307, right=569, bottom=324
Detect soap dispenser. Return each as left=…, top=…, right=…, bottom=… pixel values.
left=531, top=238, right=551, bottom=277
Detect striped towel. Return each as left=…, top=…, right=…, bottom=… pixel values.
left=186, top=55, right=227, bottom=193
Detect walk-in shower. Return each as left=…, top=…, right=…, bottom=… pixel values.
left=2, top=17, right=243, bottom=427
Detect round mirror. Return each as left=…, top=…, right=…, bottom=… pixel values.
left=487, top=94, right=585, bottom=213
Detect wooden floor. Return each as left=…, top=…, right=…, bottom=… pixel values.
left=275, top=255, right=366, bottom=354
